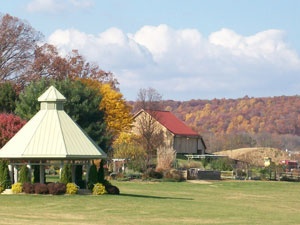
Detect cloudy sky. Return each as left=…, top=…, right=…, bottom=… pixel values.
left=2, top=0, right=300, bottom=100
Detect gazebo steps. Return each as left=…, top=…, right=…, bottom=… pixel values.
left=1, top=189, right=13, bottom=195
left=77, top=189, right=92, bottom=195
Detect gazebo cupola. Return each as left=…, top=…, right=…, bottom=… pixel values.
left=38, top=85, right=66, bottom=111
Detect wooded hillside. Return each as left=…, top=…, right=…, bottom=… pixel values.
left=130, top=95, right=300, bottom=152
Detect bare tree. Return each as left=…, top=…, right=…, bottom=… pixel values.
left=134, top=87, right=165, bottom=167
left=134, top=87, right=163, bottom=112
left=0, top=14, right=42, bottom=82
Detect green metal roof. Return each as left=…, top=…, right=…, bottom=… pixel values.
left=0, top=86, right=106, bottom=159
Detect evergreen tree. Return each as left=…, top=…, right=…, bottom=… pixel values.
left=18, top=165, right=30, bottom=183
left=15, top=78, right=109, bottom=150
left=0, top=160, right=11, bottom=188
left=98, top=160, right=105, bottom=184
left=0, top=82, right=17, bottom=113
left=60, top=164, right=72, bottom=184
left=88, top=163, right=98, bottom=190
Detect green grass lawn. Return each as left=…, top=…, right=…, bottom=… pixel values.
left=1, top=180, right=300, bottom=225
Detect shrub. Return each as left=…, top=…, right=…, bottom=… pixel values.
left=163, top=169, right=185, bottom=182
left=105, top=184, right=120, bottom=195
left=60, top=164, right=72, bottom=184
left=47, top=183, right=66, bottom=195
left=92, top=183, right=106, bottom=195
left=88, top=163, right=98, bottom=190
left=0, top=160, right=11, bottom=188
left=0, top=185, right=4, bottom=193
left=144, top=168, right=163, bottom=180
left=75, top=165, right=85, bottom=188
left=66, top=183, right=78, bottom=194
left=34, top=183, right=48, bottom=194
left=12, top=182, right=23, bottom=194
left=23, top=182, right=34, bottom=194
left=98, top=160, right=105, bottom=184
left=156, top=146, right=176, bottom=171
left=19, top=165, right=30, bottom=183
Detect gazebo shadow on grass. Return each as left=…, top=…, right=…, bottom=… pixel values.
left=120, top=193, right=193, bottom=200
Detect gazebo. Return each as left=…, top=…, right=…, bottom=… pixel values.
left=0, top=86, right=107, bottom=185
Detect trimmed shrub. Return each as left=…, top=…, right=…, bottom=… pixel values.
left=23, top=182, right=34, bottom=194
left=19, top=165, right=30, bottom=183
left=66, top=183, right=78, bottom=194
left=60, top=164, right=72, bottom=184
left=34, top=183, right=48, bottom=194
left=98, top=160, right=105, bottom=184
left=0, top=160, right=11, bottom=188
left=12, top=182, right=23, bottom=194
left=75, top=165, right=85, bottom=188
left=92, top=183, right=106, bottom=195
left=33, top=165, right=40, bottom=183
left=47, top=183, right=66, bottom=195
left=88, top=164, right=98, bottom=190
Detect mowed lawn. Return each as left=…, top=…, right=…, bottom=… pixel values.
left=1, top=180, right=300, bottom=225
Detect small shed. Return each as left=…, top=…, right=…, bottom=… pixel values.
left=0, top=86, right=106, bottom=185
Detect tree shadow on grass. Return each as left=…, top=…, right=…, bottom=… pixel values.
left=120, top=193, right=193, bottom=200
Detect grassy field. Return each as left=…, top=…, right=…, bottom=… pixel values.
left=1, top=180, right=300, bottom=225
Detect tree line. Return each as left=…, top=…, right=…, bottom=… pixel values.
left=158, top=96, right=300, bottom=152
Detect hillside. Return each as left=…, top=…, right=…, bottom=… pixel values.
left=214, top=147, right=291, bottom=166
left=163, top=96, right=300, bottom=135
left=129, top=95, right=300, bottom=152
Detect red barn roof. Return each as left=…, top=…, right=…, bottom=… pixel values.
left=136, top=110, right=199, bottom=136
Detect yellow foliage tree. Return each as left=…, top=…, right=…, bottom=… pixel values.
left=80, top=79, right=133, bottom=139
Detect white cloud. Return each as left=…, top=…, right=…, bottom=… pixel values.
left=47, top=25, right=300, bottom=100
left=26, top=0, right=94, bottom=13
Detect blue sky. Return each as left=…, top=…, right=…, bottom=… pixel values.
left=1, top=0, right=300, bottom=101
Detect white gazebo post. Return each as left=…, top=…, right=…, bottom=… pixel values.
left=59, top=160, right=64, bottom=180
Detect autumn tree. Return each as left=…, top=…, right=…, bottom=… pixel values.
left=81, top=79, right=132, bottom=140
left=0, top=14, right=42, bottom=82
left=0, top=113, right=26, bottom=148
left=113, top=132, right=146, bottom=172
left=21, top=44, right=117, bottom=88
left=15, top=78, right=110, bottom=150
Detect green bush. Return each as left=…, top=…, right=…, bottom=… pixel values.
left=19, top=165, right=30, bottom=183
left=88, top=164, right=98, bottom=190
left=0, top=160, right=11, bottom=188
left=98, top=160, right=105, bottom=184
left=92, top=183, right=106, bottom=195
left=66, top=183, right=78, bottom=194
left=60, top=164, right=72, bottom=184
left=210, top=158, right=234, bottom=171
left=12, top=182, right=23, bottom=194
